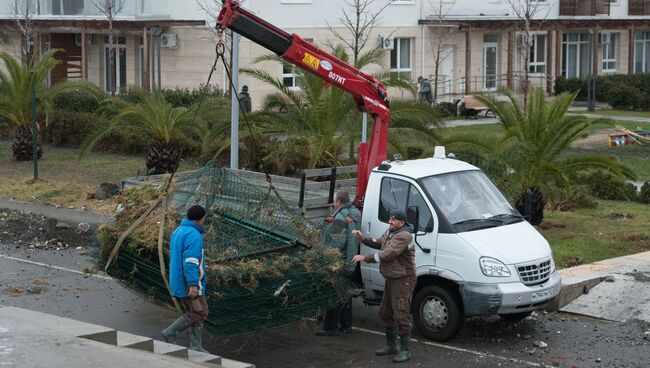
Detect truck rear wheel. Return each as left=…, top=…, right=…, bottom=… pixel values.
left=412, top=285, right=464, bottom=341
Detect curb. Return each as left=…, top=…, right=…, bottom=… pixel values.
left=547, top=276, right=607, bottom=311
left=0, top=198, right=114, bottom=226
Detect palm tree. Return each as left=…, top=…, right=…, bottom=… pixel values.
left=241, top=46, right=440, bottom=168
left=0, top=50, right=101, bottom=161
left=444, top=87, right=635, bottom=225
left=80, top=89, right=210, bottom=174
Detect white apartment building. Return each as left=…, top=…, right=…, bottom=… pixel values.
left=0, top=0, right=648, bottom=108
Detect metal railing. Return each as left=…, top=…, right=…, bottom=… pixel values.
left=559, top=0, right=610, bottom=16
left=430, top=73, right=554, bottom=103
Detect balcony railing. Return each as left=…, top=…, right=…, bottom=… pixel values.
left=629, top=0, right=650, bottom=15
left=559, top=0, right=610, bottom=16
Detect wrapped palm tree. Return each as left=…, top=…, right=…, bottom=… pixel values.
left=0, top=50, right=101, bottom=161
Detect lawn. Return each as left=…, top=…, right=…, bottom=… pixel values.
left=0, top=140, right=199, bottom=214
left=543, top=200, right=650, bottom=268
left=592, top=109, right=650, bottom=119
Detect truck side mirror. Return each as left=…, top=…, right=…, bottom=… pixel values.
left=407, top=206, right=420, bottom=233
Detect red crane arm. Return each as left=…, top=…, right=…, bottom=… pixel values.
left=217, top=0, right=390, bottom=206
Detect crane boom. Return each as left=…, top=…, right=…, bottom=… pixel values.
left=216, top=0, right=390, bottom=206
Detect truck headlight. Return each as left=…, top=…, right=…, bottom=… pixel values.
left=480, top=257, right=511, bottom=277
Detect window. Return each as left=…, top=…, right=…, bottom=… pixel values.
left=48, top=0, right=85, bottom=15
left=529, top=34, right=547, bottom=74
left=282, top=64, right=301, bottom=88
left=390, top=38, right=411, bottom=78
left=562, top=33, right=590, bottom=78
left=602, top=33, right=617, bottom=73
left=14, top=0, right=38, bottom=15
left=634, top=32, right=650, bottom=74
left=379, top=177, right=434, bottom=233
left=140, top=0, right=152, bottom=14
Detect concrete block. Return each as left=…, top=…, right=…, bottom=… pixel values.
left=220, top=358, right=256, bottom=368
left=188, top=349, right=222, bottom=365
left=117, top=331, right=154, bottom=351
left=153, top=340, right=189, bottom=358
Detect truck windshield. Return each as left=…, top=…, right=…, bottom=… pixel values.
left=420, top=170, right=522, bottom=231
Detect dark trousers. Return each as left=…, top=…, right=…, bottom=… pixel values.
left=322, top=296, right=352, bottom=331
left=379, top=277, right=415, bottom=336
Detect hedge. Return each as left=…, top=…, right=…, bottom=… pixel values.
left=554, top=73, right=650, bottom=110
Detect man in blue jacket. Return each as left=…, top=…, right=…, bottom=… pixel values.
left=161, top=205, right=209, bottom=353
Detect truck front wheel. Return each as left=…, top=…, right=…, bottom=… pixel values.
left=412, top=285, right=464, bottom=341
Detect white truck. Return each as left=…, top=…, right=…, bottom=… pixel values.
left=216, top=0, right=561, bottom=342
left=359, top=148, right=561, bottom=341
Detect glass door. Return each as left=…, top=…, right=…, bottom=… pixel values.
left=483, top=36, right=498, bottom=91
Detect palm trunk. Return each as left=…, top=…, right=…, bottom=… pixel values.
left=12, top=126, right=42, bottom=161
left=146, top=139, right=180, bottom=174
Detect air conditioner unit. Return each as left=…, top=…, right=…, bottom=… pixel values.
left=600, top=33, right=612, bottom=45
left=74, top=33, right=96, bottom=47
left=161, top=33, right=177, bottom=48
left=380, top=37, right=394, bottom=50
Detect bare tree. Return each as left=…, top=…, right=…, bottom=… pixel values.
left=10, top=0, right=40, bottom=63
left=504, top=0, right=551, bottom=111
left=327, top=0, right=395, bottom=65
left=427, top=0, right=456, bottom=104
left=92, top=0, right=126, bottom=97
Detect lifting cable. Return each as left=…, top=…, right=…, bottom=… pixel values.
left=210, top=29, right=291, bottom=208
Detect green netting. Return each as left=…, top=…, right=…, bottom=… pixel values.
left=101, top=161, right=352, bottom=336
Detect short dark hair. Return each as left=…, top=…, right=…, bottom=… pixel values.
left=187, top=205, right=207, bottom=221
left=334, top=191, right=350, bottom=204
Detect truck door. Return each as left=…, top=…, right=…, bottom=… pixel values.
left=361, top=175, right=438, bottom=289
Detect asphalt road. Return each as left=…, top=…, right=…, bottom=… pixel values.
left=1, top=242, right=649, bottom=368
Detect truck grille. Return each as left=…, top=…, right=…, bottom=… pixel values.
left=517, top=259, right=552, bottom=286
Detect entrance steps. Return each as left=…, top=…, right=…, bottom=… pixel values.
left=0, top=306, right=254, bottom=368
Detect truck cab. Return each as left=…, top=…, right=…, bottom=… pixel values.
left=359, top=150, right=561, bottom=341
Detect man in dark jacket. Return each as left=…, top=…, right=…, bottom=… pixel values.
left=161, top=205, right=209, bottom=353
left=239, top=85, right=252, bottom=113
left=316, top=191, right=361, bottom=336
left=352, top=209, right=415, bottom=363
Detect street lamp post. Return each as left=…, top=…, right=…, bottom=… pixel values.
left=587, top=27, right=597, bottom=113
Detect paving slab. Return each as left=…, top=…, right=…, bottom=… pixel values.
left=558, top=251, right=650, bottom=323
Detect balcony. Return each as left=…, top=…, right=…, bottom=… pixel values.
left=559, top=0, right=610, bottom=16
left=0, top=0, right=167, bottom=18
left=629, top=0, right=650, bottom=15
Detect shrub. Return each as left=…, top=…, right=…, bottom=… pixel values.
left=554, top=76, right=587, bottom=100
left=639, top=182, right=650, bottom=204
left=434, top=102, right=457, bottom=117
left=53, top=90, right=100, bottom=113
left=548, top=184, right=597, bottom=211
left=576, top=171, right=637, bottom=201
left=606, top=84, right=643, bottom=110
left=120, top=86, right=225, bottom=108
left=406, top=146, right=424, bottom=159
left=43, top=110, right=99, bottom=147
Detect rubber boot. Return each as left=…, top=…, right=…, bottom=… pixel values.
left=189, top=325, right=209, bottom=353
left=375, top=328, right=397, bottom=355
left=161, top=316, right=191, bottom=344
left=392, top=335, right=411, bottom=363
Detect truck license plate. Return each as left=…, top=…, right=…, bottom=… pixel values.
left=531, top=289, right=551, bottom=301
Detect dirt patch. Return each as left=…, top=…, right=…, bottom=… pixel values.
left=540, top=220, right=566, bottom=230
left=620, top=234, right=650, bottom=244
left=625, top=272, right=650, bottom=283
left=607, top=212, right=636, bottom=221
left=572, top=131, right=612, bottom=149
left=0, top=209, right=96, bottom=250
